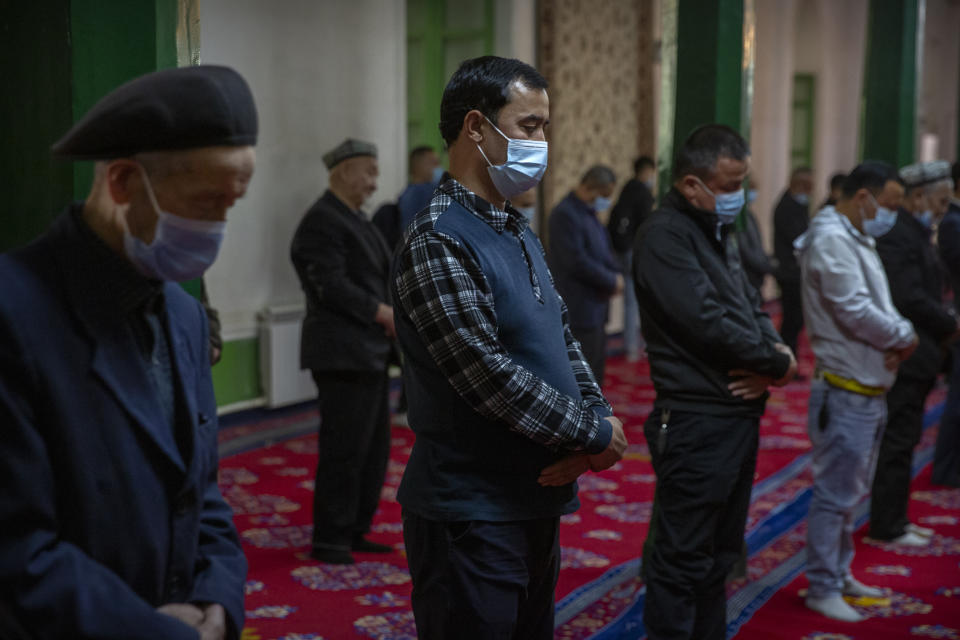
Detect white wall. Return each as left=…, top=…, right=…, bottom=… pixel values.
left=918, top=0, right=960, bottom=163
left=751, top=0, right=868, bottom=255
left=198, top=0, right=407, bottom=337
left=810, top=0, right=868, bottom=203
left=751, top=0, right=797, bottom=251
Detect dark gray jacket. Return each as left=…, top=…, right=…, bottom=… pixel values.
left=291, top=190, right=394, bottom=372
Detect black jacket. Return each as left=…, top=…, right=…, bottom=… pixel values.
left=773, top=191, right=809, bottom=283
left=607, top=178, right=655, bottom=253
left=737, top=208, right=773, bottom=292
left=291, top=190, right=394, bottom=372
left=633, top=189, right=791, bottom=416
left=878, top=209, right=956, bottom=381
left=938, top=201, right=960, bottom=312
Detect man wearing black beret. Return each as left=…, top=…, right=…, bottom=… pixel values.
left=0, top=65, right=257, bottom=639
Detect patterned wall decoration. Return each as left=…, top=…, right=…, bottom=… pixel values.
left=538, top=0, right=657, bottom=233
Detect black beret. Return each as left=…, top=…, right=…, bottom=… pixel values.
left=52, top=65, right=258, bottom=160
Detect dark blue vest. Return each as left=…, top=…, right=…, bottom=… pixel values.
left=396, top=200, right=583, bottom=521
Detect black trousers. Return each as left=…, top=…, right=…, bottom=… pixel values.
left=403, top=512, right=560, bottom=640
left=934, top=341, right=960, bottom=487
left=572, top=325, right=607, bottom=388
left=642, top=410, right=759, bottom=640
left=777, top=280, right=804, bottom=356
left=869, top=375, right=936, bottom=539
left=310, top=369, right=390, bottom=550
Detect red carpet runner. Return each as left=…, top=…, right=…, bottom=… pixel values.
left=219, top=352, right=960, bottom=639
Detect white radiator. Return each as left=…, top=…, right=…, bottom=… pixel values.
left=258, top=303, right=317, bottom=408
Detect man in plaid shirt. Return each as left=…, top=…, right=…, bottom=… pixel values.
left=391, top=56, right=627, bottom=639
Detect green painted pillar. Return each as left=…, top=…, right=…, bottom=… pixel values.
left=861, top=0, right=919, bottom=167
left=0, top=1, right=75, bottom=252
left=71, top=0, right=179, bottom=196
left=0, top=1, right=176, bottom=253
left=656, top=0, right=753, bottom=197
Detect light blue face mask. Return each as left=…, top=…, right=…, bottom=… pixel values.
left=862, top=194, right=898, bottom=238
left=794, top=192, right=810, bottom=206
left=123, top=166, right=226, bottom=282
left=916, top=210, right=934, bottom=229
left=592, top=196, right=612, bottom=211
left=695, top=177, right=744, bottom=225
left=431, top=165, right=445, bottom=184
left=477, top=116, right=549, bottom=199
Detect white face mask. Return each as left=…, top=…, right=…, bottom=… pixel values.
left=476, top=116, right=548, bottom=199
left=123, top=165, right=226, bottom=282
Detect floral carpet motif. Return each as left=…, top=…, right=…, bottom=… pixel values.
left=220, top=345, right=960, bottom=639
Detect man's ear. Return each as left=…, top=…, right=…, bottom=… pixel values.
left=677, top=174, right=699, bottom=201
left=463, top=110, right=485, bottom=143
left=104, top=159, right=141, bottom=205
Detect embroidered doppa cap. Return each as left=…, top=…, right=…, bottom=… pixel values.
left=323, top=138, right=378, bottom=170
left=899, top=161, right=952, bottom=189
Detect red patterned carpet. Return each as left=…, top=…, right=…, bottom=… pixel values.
left=219, top=346, right=960, bottom=640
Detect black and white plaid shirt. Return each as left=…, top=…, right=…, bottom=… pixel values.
left=393, top=178, right=613, bottom=454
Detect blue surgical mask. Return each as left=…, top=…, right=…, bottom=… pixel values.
left=695, top=177, right=744, bottom=225
left=747, top=189, right=758, bottom=204
left=431, top=165, right=445, bottom=184
left=477, top=116, right=549, bottom=199
left=862, top=195, right=898, bottom=238
left=592, top=196, right=612, bottom=211
left=123, top=166, right=226, bottom=282
left=794, top=193, right=809, bottom=206
left=916, top=210, right=934, bottom=229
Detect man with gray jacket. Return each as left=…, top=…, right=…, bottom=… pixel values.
left=796, top=161, right=918, bottom=622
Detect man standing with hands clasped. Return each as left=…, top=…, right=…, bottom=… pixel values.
left=392, top=55, right=627, bottom=639
left=0, top=66, right=255, bottom=639
left=795, top=162, right=918, bottom=622
left=633, top=124, right=796, bottom=640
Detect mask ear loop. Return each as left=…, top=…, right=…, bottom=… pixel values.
left=135, top=162, right=165, bottom=218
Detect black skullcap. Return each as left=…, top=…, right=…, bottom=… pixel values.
left=323, top=138, right=377, bottom=170
left=52, top=65, right=258, bottom=160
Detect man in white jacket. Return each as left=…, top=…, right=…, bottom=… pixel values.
left=795, top=161, right=918, bottom=622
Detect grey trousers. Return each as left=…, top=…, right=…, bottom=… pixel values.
left=805, top=380, right=886, bottom=598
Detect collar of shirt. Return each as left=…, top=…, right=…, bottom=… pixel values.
left=438, top=178, right=528, bottom=236
left=71, top=203, right=165, bottom=318
left=827, top=205, right=876, bottom=248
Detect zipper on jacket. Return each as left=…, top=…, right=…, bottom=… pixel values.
left=657, top=408, right=671, bottom=454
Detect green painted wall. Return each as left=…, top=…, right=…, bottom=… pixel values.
left=672, top=0, right=745, bottom=146
left=70, top=0, right=178, bottom=196
left=861, top=0, right=918, bottom=166
left=0, top=2, right=75, bottom=252
left=0, top=1, right=176, bottom=254
left=212, top=337, right=262, bottom=407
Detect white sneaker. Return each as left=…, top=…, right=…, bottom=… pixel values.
left=890, top=531, right=930, bottom=546
left=842, top=576, right=884, bottom=598
left=906, top=522, right=935, bottom=538
left=806, top=595, right=865, bottom=622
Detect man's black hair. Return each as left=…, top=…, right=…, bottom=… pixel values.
left=581, top=165, right=616, bottom=187
left=791, top=166, right=812, bottom=180
left=634, top=155, right=655, bottom=175
left=672, top=124, right=750, bottom=182
left=829, top=172, right=847, bottom=191
left=439, top=56, right=548, bottom=147
left=409, top=145, right=435, bottom=164
left=840, top=161, right=896, bottom=198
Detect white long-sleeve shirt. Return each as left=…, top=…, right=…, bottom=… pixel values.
left=795, top=206, right=915, bottom=389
